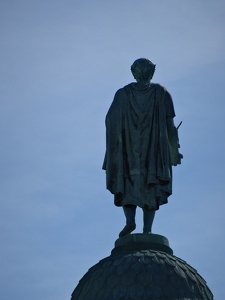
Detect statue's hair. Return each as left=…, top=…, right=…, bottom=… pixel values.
left=131, top=58, right=156, bottom=82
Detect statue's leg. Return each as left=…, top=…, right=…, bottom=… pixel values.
left=143, top=208, right=155, bottom=233
left=119, top=205, right=136, bottom=237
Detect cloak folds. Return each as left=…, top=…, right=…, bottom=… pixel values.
left=103, top=83, right=175, bottom=210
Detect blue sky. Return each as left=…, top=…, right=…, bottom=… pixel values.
left=1, top=0, right=225, bottom=299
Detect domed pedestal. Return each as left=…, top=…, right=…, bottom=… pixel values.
left=113, top=233, right=173, bottom=255
left=71, top=234, right=213, bottom=300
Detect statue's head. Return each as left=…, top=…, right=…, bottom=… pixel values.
left=131, top=58, right=156, bottom=83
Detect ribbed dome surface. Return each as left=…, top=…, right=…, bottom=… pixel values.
left=71, top=234, right=213, bottom=300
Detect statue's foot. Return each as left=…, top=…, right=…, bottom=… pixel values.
left=143, top=227, right=152, bottom=234
left=119, top=224, right=136, bottom=237
left=143, top=230, right=152, bottom=234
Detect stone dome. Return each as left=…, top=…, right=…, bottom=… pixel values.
left=71, top=234, right=213, bottom=300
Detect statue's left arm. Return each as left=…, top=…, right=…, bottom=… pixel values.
left=166, top=117, right=183, bottom=166
left=164, top=90, right=183, bottom=166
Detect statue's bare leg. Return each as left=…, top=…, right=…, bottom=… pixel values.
left=143, top=208, right=155, bottom=233
left=119, top=205, right=136, bottom=237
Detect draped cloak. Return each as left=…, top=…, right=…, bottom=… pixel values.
left=102, top=82, right=175, bottom=210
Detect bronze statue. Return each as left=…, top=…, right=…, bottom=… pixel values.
left=103, top=58, right=183, bottom=237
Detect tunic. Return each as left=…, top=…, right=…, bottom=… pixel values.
left=103, top=82, right=175, bottom=210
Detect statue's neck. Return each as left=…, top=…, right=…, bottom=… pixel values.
left=136, top=80, right=151, bottom=86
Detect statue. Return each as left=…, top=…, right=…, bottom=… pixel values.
left=103, top=58, right=183, bottom=237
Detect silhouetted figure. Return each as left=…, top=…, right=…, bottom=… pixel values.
left=103, top=58, right=182, bottom=237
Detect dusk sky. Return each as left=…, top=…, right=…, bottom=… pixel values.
left=1, top=1, right=225, bottom=299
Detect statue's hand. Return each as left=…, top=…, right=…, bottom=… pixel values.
left=171, top=151, right=183, bottom=166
